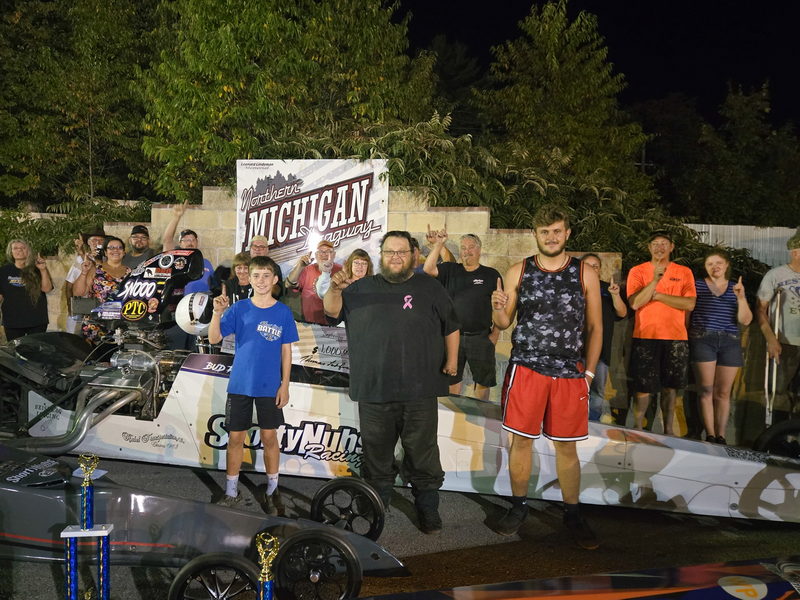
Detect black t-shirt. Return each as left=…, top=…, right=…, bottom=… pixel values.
left=341, top=273, right=460, bottom=403
left=599, top=280, right=626, bottom=365
left=436, top=263, right=501, bottom=334
left=224, top=278, right=253, bottom=303
left=0, top=263, right=48, bottom=328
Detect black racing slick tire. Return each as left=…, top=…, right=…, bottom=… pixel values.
left=753, top=418, right=800, bottom=459
left=168, top=552, right=260, bottom=600
left=274, top=529, right=362, bottom=600
left=310, top=477, right=385, bottom=540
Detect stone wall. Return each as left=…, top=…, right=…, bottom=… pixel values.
left=31, top=186, right=620, bottom=404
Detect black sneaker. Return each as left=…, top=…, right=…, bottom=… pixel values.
left=564, top=514, right=599, bottom=550
left=493, top=504, right=528, bottom=536
left=214, top=493, right=241, bottom=507
left=261, top=490, right=279, bottom=516
left=418, top=507, right=442, bottom=535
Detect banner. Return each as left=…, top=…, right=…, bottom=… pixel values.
left=236, top=159, right=389, bottom=279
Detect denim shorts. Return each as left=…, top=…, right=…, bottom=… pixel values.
left=689, top=329, right=743, bottom=367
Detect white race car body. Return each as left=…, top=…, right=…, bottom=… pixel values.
left=25, top=348, right=800, bottom=525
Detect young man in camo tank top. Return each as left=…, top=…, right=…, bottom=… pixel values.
left=491, top=204, right=602, bottom=549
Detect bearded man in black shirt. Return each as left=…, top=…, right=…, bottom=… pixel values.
left=324, top=231, right=460, bottom=535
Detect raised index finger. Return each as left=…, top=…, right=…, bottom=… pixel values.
left=496, top=277, right=503, bottom=291
left=221, top=282, right=228, bottom=298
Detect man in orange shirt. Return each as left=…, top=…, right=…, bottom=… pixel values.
left=627, top=232, right=696, bottom=434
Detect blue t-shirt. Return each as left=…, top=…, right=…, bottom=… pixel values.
left=220, top=299, right=299, bottom=397
left=185, top=258, right=213, bottom=294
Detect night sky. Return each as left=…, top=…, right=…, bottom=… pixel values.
left=399, top=0, right=800, bottom=125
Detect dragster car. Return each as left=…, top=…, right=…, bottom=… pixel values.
left=0, top=442, right=404, bottom=600
left=1, top=247, right=800, bottom=532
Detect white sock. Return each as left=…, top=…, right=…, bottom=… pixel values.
left=225, top=475, right=239, bottom=497
left=266, top=473, right=279, bottom=496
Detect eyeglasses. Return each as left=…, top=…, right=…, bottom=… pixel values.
left=381, top=250, right=410, bottom=257
left=250, top=244, right=268, bottom=250
left=106, top=246, right=124, bottom=251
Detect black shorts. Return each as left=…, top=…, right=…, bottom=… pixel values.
left=225, top=394, right=284, bottom=431
left=453, top=332, right=497, bottom=388
left=630, top=338, right=689, bottom=394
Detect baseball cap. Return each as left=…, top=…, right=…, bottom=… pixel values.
left=648, top=230, right=673, bottom=243
left=131, top=225, right=149, bottom=236
left=787, top=230, right=800, bottom=250
left=317, top=239, right=334, bottom=250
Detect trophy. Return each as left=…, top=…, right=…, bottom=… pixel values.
left=78, top=453, right=99, bottom=529
left=61, top=453, right=113, bottom=600
left=256, top=532, right=280, bottom=600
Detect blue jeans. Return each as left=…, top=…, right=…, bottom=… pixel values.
left=588, top=359, right=610, bottom=421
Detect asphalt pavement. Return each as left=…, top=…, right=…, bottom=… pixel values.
left=2, top=456, right=799, bottom=599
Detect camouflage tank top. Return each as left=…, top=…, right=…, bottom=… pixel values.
left=510, top=255, right=585, bottom=378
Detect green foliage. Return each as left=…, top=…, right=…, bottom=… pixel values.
left=0, top=0, right=160, bottom=208
left=473, top=0, right=655, bottom=205
left=675, top=85, right=800, bottom=226
left=0, top=198, right=150, bottom=257
left=137, top=0, right=437, bottom=201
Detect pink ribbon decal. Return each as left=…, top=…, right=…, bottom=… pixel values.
left=403, top=295, right=413, bottom=309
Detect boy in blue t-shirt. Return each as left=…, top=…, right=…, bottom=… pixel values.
left=208, top=256, right=299, bottom=508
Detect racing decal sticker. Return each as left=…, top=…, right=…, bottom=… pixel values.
left=121, top=431, right=187, bottom=450
left=180, top=353, right=233, bottom=378
left=204, top=418, right=362, bottom=468
left=122, top=299, right=147, bottom=321
left=143, top=267, right=171, bottom=280
left=3, top=458, right=60, bottom=484
left=116, top=278, right=158, bottom=301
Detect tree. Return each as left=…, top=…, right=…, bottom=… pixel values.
left=137, top=0, right=438, bottom=201
left=679, top=85, right=800, bottom=226
left=473, top=0, right=655, bottom=210
left=0, top=0, right=159, bottom=208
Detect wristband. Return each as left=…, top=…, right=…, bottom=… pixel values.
left=584, top=370, right=595, bottom=379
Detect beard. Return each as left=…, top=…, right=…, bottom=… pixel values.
left=536, top=240, right=566, bottom=257
left=380, top=261, right=414, bottom=283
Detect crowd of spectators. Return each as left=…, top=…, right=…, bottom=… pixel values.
left=3, top=205, right=799, bottom=458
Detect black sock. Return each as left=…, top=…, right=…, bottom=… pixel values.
left=564, top=502, right=580, bottom=520
left=509, top=495, right=528, bottom=511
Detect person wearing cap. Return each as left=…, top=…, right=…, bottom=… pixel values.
left=285, top=239, right=342, bottom=324
left=627, top=231, right=696, bottom=435
left=161, top=200, right=214, bottom=295
left=64, top=228, right=106, bottom=334
left=756, top=230, right=800, bottom=419
left=122, top=225, right=158, bottom=270
left=248, top=235, right=284, bottom=298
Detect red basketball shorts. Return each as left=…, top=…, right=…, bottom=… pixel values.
left=501, top=363, right=589, bottom=441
